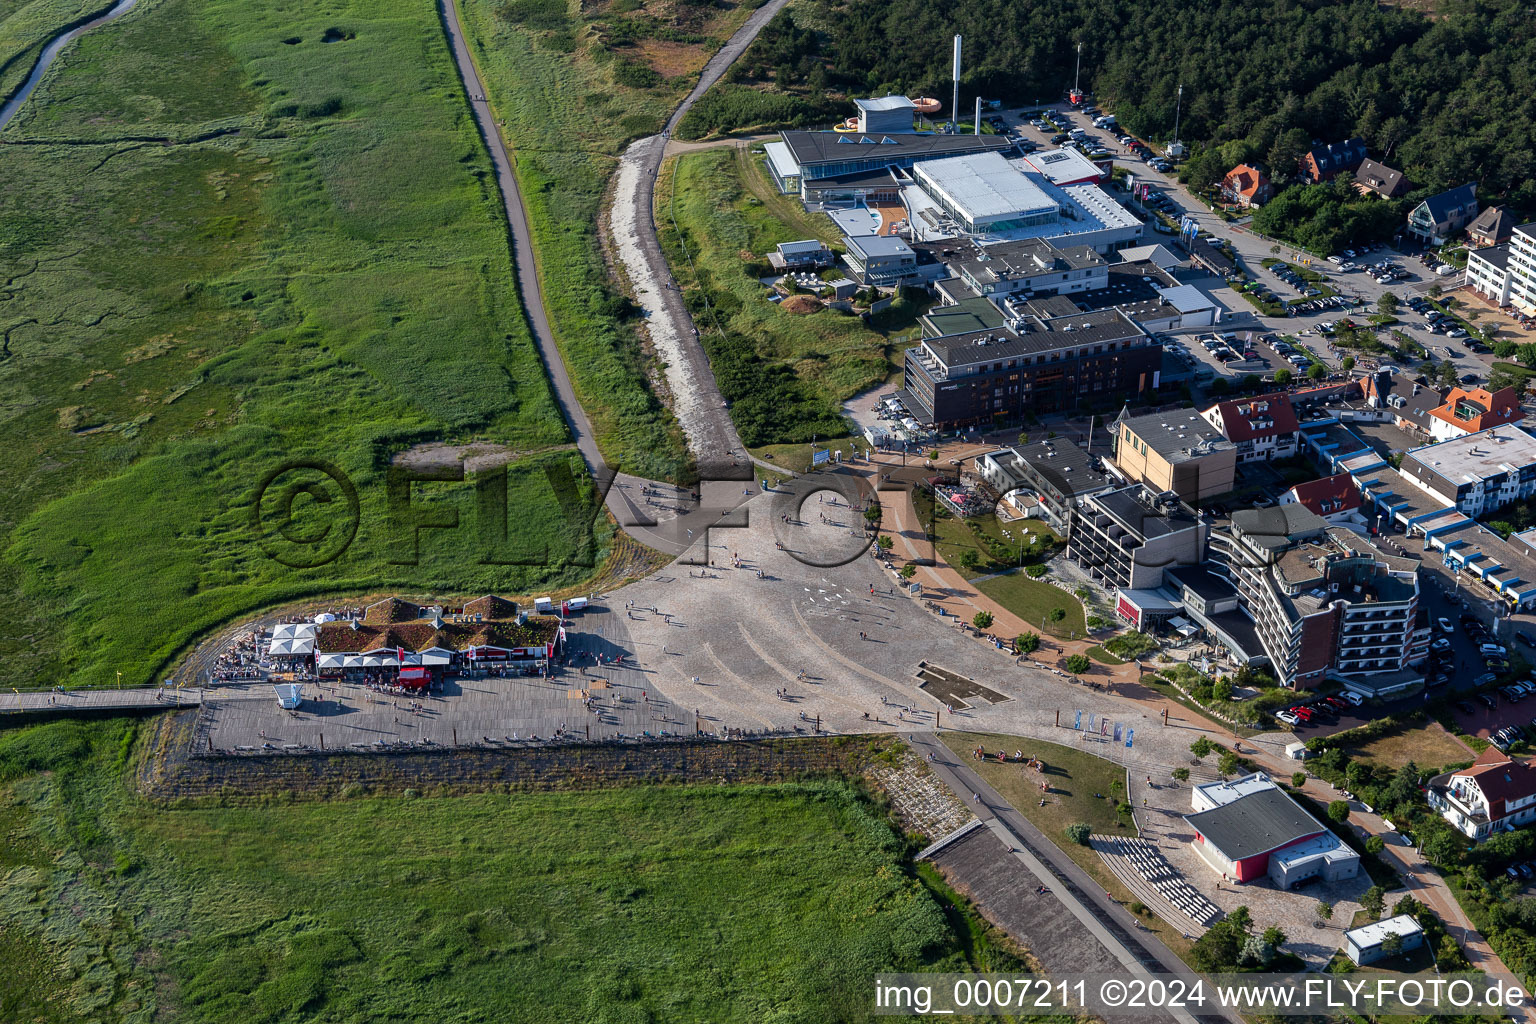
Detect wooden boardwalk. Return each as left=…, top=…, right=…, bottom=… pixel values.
left=3, top=689, right=202, bottom=715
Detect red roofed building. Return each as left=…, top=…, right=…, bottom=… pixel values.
left=1429, top=747, right=1536, bottom=840
left=1427, top=385, right=1525, bottom=442
left=1280, top=473, right=1362, bottom=522
left=1200, top=391, right=1300, bottom=463
left=1219, top=164, right=1273, bottom=208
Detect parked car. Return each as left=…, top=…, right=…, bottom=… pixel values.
left=1480, top=693, right=1499, bottom=709
left=1437, top=617, right=1454, bottom=632
left=1275, top=709, right=1299, bottom=725
left=1457, top=700, right=1477, bottom=714
left=1340, top=691, right=1364, bottom=707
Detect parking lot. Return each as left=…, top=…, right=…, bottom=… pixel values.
left=989, top=100, right=1510, bottom=392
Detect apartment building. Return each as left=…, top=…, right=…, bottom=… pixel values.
left=900, top=308, right=1160, bottom=427
left=1114, top=409, right=1237, bottom=502
left=1467, top=221, right=1536, bottom=315
left=1067, top=484, right=1206, bottom=591
left=1401, top=425, right=1536, bottom=517
left=1205, top=506, right=1422, bottom=690
left=1199, top=392, right=1300, bottom=463
left=946, top=237, right=1108, bottom=300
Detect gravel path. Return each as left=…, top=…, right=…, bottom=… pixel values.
left=605, top=0, right=792, bottom=473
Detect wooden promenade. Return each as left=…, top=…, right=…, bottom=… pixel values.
left=3, top=689, right=202, bottom=715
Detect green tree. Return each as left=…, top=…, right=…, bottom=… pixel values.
left=1190, top=736, right=1216, bottom=759
left=1361, top=885, right=1385, bottom=920
left=1327, top=800, right=1351, bottom=823
left=1341, top=355, right=1356, bottom=371
left=1048, top=606, right=1066, bottom=621
left=957, top=549, right=980, bottom=572
left=898, top=564, right=916, bottom=579
left=1226, top=905, right=1252, bottom=933
left=1307, top=362, right=1325, bottom=380
left=1377, top=292, right=1398, bottom=315
left=1262, top=925, right=1286, bottom=951
left=1218, top=750, right=1241, bottom=777
left=1316, top=900, right=1333, bottom=923
left=863, top=504, right=882, bottom=526
left=1065, top=654, right=1091, bottom=675
left=876, top=534, right=893, bottom=550
left=1438, top=360, right=1459, bottom=388
left=1064, top=822, right=1092, bottom=846
left=1365, top=836, right=1385, bottom=855
left=1172, top=767, right=1190, bottom=783
left=1274, top=367, right=1293, bottom=385
left=1015, top=632, right=1041, bottom=654
left=1291, top=771, right=1307, bottom=789
left=972, top=610, right=993, bottom=630
left=1380, top=931, right=1403, bottom=957
left=1266, top=128, right=1309, bottom=184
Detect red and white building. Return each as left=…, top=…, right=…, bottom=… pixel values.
left=1185, top=773, right=1359, bottom=887
left=1428, top=747, right=1536, bottom=840
left=1425, top=385, right=1524, bottom=442
left=1201, top=392, right=1300, bottom=463
left=1279, top=472, right=1363, bottom=524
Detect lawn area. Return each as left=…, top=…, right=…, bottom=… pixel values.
left=938, top=732, right=1195, bottom=961
left=0, top=720, right=987, bottom=1023
left=750, top=435, right=864, bottom=475
left=914, top=490, right=1063, bottom=575
left=0, top=0, right=641, bottom=691
left=658, top=146, right=928, bottom=446
left=1343, top=720, right=1472, bottom=770
left=1087, top=646, right=1127, bottom=665
left=974, top=572, right=1086, bottom=638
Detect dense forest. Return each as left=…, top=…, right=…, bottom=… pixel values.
left=725, top=0, right=1536, bottom=208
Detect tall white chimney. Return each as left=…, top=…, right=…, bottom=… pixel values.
left=974, top=96, right=981, bottom=136
left=951, top=34, right=962, bottom=129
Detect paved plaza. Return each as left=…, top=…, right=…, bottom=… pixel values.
left=202, top=479, right=1199, bottom=760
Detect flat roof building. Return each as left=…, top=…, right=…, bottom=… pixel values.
left=1022, top=147, right=1106, bottom=186
left=1344, top=916, right=1423, bottom=966
left=1184, top=772, right=1357, bottom=886
left=852, top=95, right=916, bottom=134
left=1113, top=409, right=1237, bottom=503
left=1068, top=484, right=1206, bottom=592
left=1206, top=508, right=1424, bottom=690
left=901, top=308, right=1159, bottom=426
left=975, top=439, right=1114, bottom=533
left=901, top=153, right=1143, bottom=253
left=946, top=236, right=1107, bottom=300
left=1401, top=425, right=1536, bottom=518
left=765, top=130, right=1011, bottom=197
left=913, top=152, right=1058, bottom=234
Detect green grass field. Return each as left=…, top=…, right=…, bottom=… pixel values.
left=0, top=0, right=625, bottom=690
left=657, top=145, right=926, bottom=445
left=0, top=719, right=1011, bottom=1023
